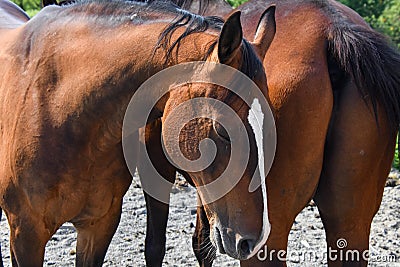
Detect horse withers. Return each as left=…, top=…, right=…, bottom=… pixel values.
left=0, top=0, right=276, bottom=265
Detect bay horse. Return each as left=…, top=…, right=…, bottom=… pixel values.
left=188, top=0, right=400, bottom=266
left=0, top=0, right=277, bottom=265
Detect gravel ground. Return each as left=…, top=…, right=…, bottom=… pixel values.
left=1, top=171, right=399, bottom=267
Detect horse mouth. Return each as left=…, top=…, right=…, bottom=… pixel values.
left=214, top=227, right=226, bottom=254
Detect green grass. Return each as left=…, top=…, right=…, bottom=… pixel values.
left=226, top=0, right=246, bottom=8
left=25, top=9, right=39, bottom=17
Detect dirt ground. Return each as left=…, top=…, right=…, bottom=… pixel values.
left=1, top=173, right=399, bottom=266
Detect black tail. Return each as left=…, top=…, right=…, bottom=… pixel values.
left=327, top=22, right=400, bottom=128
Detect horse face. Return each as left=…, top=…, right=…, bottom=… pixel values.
left=162, top=10, right=276, bottom=260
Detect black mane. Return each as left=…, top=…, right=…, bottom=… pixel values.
left=155, top=9, right=223, bottom=63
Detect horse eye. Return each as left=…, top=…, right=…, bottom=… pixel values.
left=213, top=121, right=230, bottom=142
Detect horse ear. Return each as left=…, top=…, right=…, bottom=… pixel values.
left=218, top=11, right=243, bottom=64
left=252, top=5, right=276, bottom=59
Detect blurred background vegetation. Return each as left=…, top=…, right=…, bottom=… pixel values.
left=11, top=0, right=400, bottom=168
left=339, top=0, right=399, bottom=48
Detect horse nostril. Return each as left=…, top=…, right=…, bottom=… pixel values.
left=237, top=238, right=255, bottom=258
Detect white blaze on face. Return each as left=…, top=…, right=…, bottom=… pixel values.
left=247, top=98, right=271, bottom=259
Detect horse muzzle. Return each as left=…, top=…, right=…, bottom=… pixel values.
left=211, top=224, right=259, bottom=260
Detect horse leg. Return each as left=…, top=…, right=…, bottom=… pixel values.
left=192, top=204, right=214, bottom=267
left=138, top=119, right=176, bottom=267
left=7, top=212, right=52, bottom=267
left=74, top=197, right=123, bottom=267
left=143, top=192, right=174, bottom=267
left=73, top=131, right=136, bottom=267
left=314, top=82, right=397, bottom=266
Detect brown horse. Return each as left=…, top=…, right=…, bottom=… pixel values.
left=0, top=0, right=277, bottom=266
left=189, top=0, right=400, bottom=266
